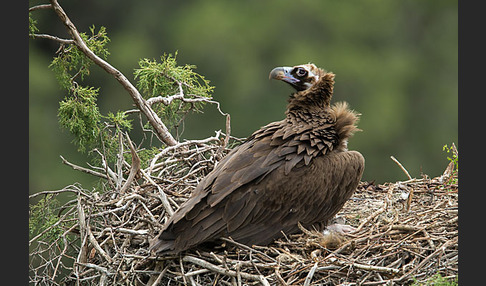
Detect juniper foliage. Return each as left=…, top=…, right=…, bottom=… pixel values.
left=134, top=52, right=215, bottom=130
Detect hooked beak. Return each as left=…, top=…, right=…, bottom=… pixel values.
left=269, top=66, right=300, bottom=85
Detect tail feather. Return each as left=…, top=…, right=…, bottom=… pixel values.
left=149, top=235, right=176, bottom=255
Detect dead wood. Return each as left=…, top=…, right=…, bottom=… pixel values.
left=29, top=136, right=458, bottom=285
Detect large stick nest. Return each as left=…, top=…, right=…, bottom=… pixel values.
left=29, top=135, right=458, bottom=286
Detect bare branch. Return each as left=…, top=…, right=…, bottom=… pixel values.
left=182, top=256, right=271, bottom=286
left=115, top=132, right=124, bottom=190
left=224, top=113, right=231, bottom=148
left=329, top=257, right=400, bottom=274
left=75, top=262, right=112, bottom=275
left=140, top=169, right=174, bottom=216
left=91, top=149, right=118, bottom=183
left=29, top=4, right=52, bottom=12
left=146, top=131, right=222, bottom=174
left=303, top=262, right=318, bottom=286
left=146, top=93, right=184, bottom=106
left=28, top=185, right=90, bottom=199
left=30, top=33, right=74, bottom=44
left=77, top=199, right=113, bottom=263
left=29, top=205, right=77, bottom=245
left=390, top=155, right=413, bottom=180
left=60, top=155, right=108, bottom=179
left=118, top=133, right=141, bottom=194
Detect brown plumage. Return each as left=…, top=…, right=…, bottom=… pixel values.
left=149, top=63, right=365, bottom=255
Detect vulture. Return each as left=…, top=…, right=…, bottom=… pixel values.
left=149, top=63, right=365, bottom=255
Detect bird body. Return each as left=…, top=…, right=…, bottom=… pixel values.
left=150, top=63, right=364, bottom=255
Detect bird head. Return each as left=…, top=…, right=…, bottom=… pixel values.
left=269, top=63, right=322, bottom=92
left=269, top=63, right=335, bottom=108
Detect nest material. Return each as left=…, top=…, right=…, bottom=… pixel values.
left=29, top=137, right=458, bottom=285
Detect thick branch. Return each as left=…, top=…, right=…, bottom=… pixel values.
left=49, top=0, right=178, bottom=146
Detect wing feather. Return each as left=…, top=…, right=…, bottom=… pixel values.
left=150, top=116, right=363, bottom=255
left=221, top=150, right=364, bottom=246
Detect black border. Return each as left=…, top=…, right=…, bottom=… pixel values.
left=458, top=1, right=480, bottom=285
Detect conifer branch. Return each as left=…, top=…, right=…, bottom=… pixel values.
left=48, top=0, right=178, bottom=146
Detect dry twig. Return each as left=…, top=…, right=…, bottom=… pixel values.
left=30, top=148, right=458, bottom=285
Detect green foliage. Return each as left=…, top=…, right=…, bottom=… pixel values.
left=29, top=195, right=68, bottom=243
left=43, top=24, right=216, bottom=170
left=52, top=41, right=213, bottom=162
left=442, top=144, right=458, bottom=170
left=51, top=26, right=111, bottom=152
left=411, top=273, right=458, bottom=286
left=49, top=25, right=133, bottom=161
left=107, top=111, right=132, bottom=130
left=85, top=25, right=111, bottom=59
left=443, top=143, right=458, bottom=183
left=134, top=52, right=215, bottom=128
left=58, top=85, right=102, bottom=152
left=49, top=25, right=110, bottom=90
left=29, top=13, right=39, bottom=36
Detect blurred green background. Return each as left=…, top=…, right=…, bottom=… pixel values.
left=29, top=0, right=457, bottom=194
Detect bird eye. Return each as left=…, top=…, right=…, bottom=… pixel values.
left=295, top=67, right=308, bottom=77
